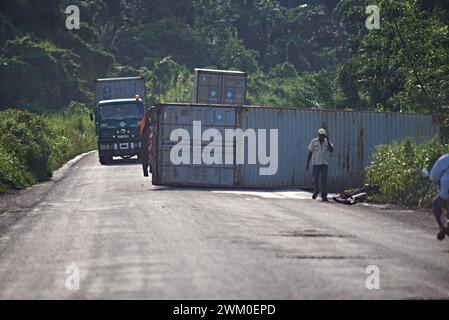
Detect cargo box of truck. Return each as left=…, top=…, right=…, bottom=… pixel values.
left=95, top=76, right=146, bottom=105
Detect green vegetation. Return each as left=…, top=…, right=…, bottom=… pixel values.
left=2, top=0, right=448, bottom=124
left=0, top=103, right=95, bottom=193
left=47, top=102, right=96, bottom=171
left=366, top=139, right=449, bottom=207
left=335, top=0, right=449, bottom=137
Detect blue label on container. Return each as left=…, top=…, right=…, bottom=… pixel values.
left=209, top=88, right=219, bottom=100
left=224, top=88, right=235, bottom=101
left=215, top=111, right=224, bottom=122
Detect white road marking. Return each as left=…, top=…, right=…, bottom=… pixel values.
left=211, top=190, right=337, bottom=200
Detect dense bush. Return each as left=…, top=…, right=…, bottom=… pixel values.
left=0, top=36, right=85, bottom=111
left=0, top=1, right=114, bottom=111
left=0, top=145, right=36, bottom=193
left=247, top=67, right=336, bottom=108
left=0, top=104, right=96, bottom=192
left=110, top=57, right=193, bottom=104
left=147, top=57, right=193, bottom=103
left=366, top=139, right=449, bottom=207
left=0, top=109, right=52, bottom=183
left=47, top=102, right=96, bottom=171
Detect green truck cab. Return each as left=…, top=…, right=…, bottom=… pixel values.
left=93, top=97, right=144, bottom=164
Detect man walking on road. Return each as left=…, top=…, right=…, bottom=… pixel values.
left=429, top=153, right=449, bottom=240
left=306, top=128, right=334, bottom=202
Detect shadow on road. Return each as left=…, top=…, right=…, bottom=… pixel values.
left=150, top=185, right=314, bottom=193
left=103, top=158, right=141, bottom=166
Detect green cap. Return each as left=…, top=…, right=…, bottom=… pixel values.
left=318, top=128, right=327, bottom=135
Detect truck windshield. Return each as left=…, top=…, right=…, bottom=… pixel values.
left=100, top=103, right=143, bottom=120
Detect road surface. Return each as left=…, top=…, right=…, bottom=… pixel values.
left=0, top=152, right=448, bottom=299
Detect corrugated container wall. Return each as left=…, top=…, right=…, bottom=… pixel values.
left=95, top=76, right=146, bottom=105
left=238, top=107, right=439, bottom=190
left=152, top=104, right=439, bottom=190
left=193, top=69, right=246, bottom=105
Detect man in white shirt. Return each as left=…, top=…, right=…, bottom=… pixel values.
left=306, top=128, right=334, bottom=201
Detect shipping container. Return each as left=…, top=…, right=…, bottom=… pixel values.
left=95, top=76, right=145, bottom=105
left=193, top=69, right=246, bottom=105
left=151, top=104, right=439, bottom=190
left=153, top=103, right=237, bottom=187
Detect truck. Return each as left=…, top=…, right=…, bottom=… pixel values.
left=92, top=76, right=146, bottom=165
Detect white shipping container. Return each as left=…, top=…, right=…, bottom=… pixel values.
left=193, top=69, right=246, bottom=105
left=153, top=103, right=237, bottom=187
left=95, top=76, right=145, bottom=105
left=151, top=104, right=439, bottom=190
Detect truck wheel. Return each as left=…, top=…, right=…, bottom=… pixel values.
left=99, top=155, right=112, bottom=165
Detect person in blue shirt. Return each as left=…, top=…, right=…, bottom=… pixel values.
left=429, top=153, right=449, bottom=240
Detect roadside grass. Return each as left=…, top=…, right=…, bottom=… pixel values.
left=47, top=102, right=96, bottom=171
left=365, top=138, right=449, bottom=208
left=0, top=102, right=96, bottom=193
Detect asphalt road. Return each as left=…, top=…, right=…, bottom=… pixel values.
left=0, top=152, right=448, bottom=299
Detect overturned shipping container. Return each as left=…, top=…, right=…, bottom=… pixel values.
left=151, top=104, right=439, bottom=190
